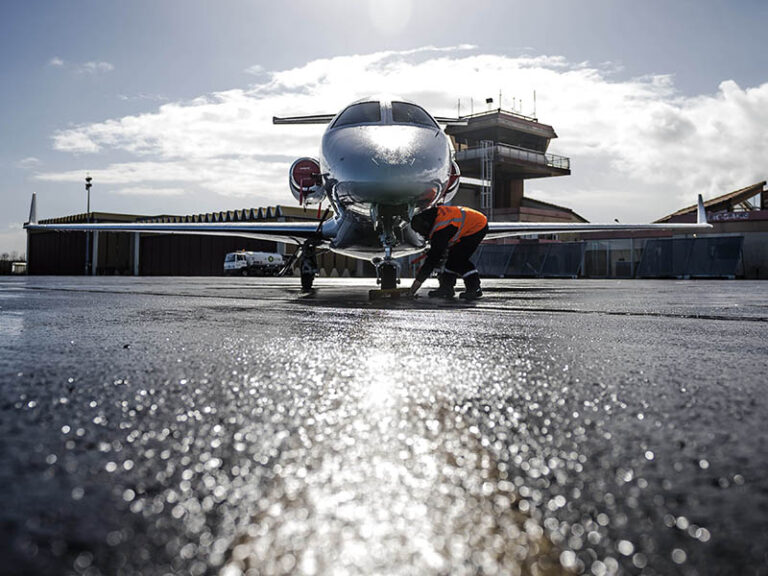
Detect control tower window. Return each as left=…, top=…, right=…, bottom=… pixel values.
left=392, top=102, right=437, bottom=128
left=332, top=102, right=381, bottom=127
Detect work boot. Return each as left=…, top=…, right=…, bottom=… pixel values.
left=459, top=272, right=483, bottom=300
left=428, top=272, right=456, bottom=298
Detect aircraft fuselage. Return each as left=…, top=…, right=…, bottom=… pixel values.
left=312, top=97, right=455, bottom=259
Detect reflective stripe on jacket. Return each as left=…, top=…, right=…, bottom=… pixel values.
left=430, top=206, right=488, bottom=246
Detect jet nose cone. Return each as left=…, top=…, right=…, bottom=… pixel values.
left=322, top=126, right=450, bottom=206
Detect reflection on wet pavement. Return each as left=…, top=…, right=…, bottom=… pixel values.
left=1, top=277, right=767, bottom=576
left=221, top=341, right=566, bottom=576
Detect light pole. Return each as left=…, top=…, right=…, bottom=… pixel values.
left=86, top=175, right=92, bottom=214
left=85, top=175, right=92, bottom=274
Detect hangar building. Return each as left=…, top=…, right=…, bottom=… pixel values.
left=25, top=206, right=359, bottom=277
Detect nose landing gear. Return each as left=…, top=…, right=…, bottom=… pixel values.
left=369, top=252, right=411, bottom=300
left=368, top=208, right=415, bottom=300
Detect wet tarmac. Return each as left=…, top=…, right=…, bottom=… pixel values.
left=1, top=276, right=767, bottom=576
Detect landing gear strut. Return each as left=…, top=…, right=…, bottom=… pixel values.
left=281, top=208, right=329, bottom=292
left=368, top=206, right=412, bottom=300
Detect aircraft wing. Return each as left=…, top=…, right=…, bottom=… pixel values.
left=485, top=195, right=712, bottom=240
left=434, top=117, right=469, bottom=126
left=24, top=221, right=328, bottom=246
left=23, top=195, right=329, bottom=246
left=272, top=114, right=469, bottom=127
left=272, top=114, right=336, bottom=125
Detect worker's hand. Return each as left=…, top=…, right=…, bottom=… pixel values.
left=409, top=280, right=422, bottom=296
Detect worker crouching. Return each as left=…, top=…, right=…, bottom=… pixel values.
left=409, top=205, right=488, bottom=300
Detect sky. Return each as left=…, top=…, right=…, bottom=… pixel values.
left=2, top=0, right=768, bottom=255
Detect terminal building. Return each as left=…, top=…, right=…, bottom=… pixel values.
left=25, top=107, right=768, bottom=279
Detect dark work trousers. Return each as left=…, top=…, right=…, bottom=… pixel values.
left=444, top=225, right=488, bottom=277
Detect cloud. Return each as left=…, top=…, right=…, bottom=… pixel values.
left=112, top=187, right=186, bottom=197
left=117, top=93, right=169, bottom=103
left=53, top=129, right=102, bottom=153
left=16, top=157, right=41, bottom=170
left=37, top=158, right=289, bottom=203
left=41, top=46, right=768, bottom=222
left=78, top=61, right=114, bottom=74
left=244, top=64, right=266, bottom=76
left=0, top=223, right=26, bottom=255
left=46, top=57, right=115, bottom=75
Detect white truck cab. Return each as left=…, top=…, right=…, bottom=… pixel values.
left=224, top=251, right=284, bottom=276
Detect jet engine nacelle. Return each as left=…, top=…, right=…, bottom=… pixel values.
left=441, top=160, right=461, bottom=204
left=290, top=157, right=325, bottom=205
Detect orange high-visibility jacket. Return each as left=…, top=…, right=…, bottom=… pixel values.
left=430, top=206, right=488, bottom=246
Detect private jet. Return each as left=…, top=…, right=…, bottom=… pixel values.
left=24, top=96, right=711, bottom=291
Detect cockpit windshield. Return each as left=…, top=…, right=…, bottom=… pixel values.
left=332, top=102, right=381, bottom=128
left=391, top=102, right=437, bottom=128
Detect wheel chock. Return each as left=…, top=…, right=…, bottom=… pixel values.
left=368, top=287, right=414, bottom=301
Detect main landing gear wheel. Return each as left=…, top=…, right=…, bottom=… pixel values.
left=299, top=244, right=318, bottom=292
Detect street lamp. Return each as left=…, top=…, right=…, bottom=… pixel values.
left=85, top=174, right=92, bottom=216
left=85, top=174, right=93, bottom=274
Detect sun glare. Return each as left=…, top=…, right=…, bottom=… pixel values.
left=368, top=0, right=412, bottom=34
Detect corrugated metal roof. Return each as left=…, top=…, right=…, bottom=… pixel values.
left=656, top=181, right=766, bottom=222
left=522, top=196, right=589, bottom=222
left=40, top=205, right=327, bottom=225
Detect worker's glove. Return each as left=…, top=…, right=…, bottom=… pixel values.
left=409, top=280, right=422, bottom=296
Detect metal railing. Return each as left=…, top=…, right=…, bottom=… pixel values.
left=456, top=143, right=570, bottom=171
left=458, top=108, right=539, bottom=123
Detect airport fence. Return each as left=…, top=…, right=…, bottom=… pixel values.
left=474, top=236, right=744, bottom=279
left=636, top=236, right=743, bottom=279
left=474, top=242, right=583, bottom=278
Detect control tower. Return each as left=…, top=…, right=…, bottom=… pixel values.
left=447, top=109, right=584, bottom=223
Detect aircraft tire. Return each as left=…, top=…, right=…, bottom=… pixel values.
left=380, top=264, right=397, bottom=290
